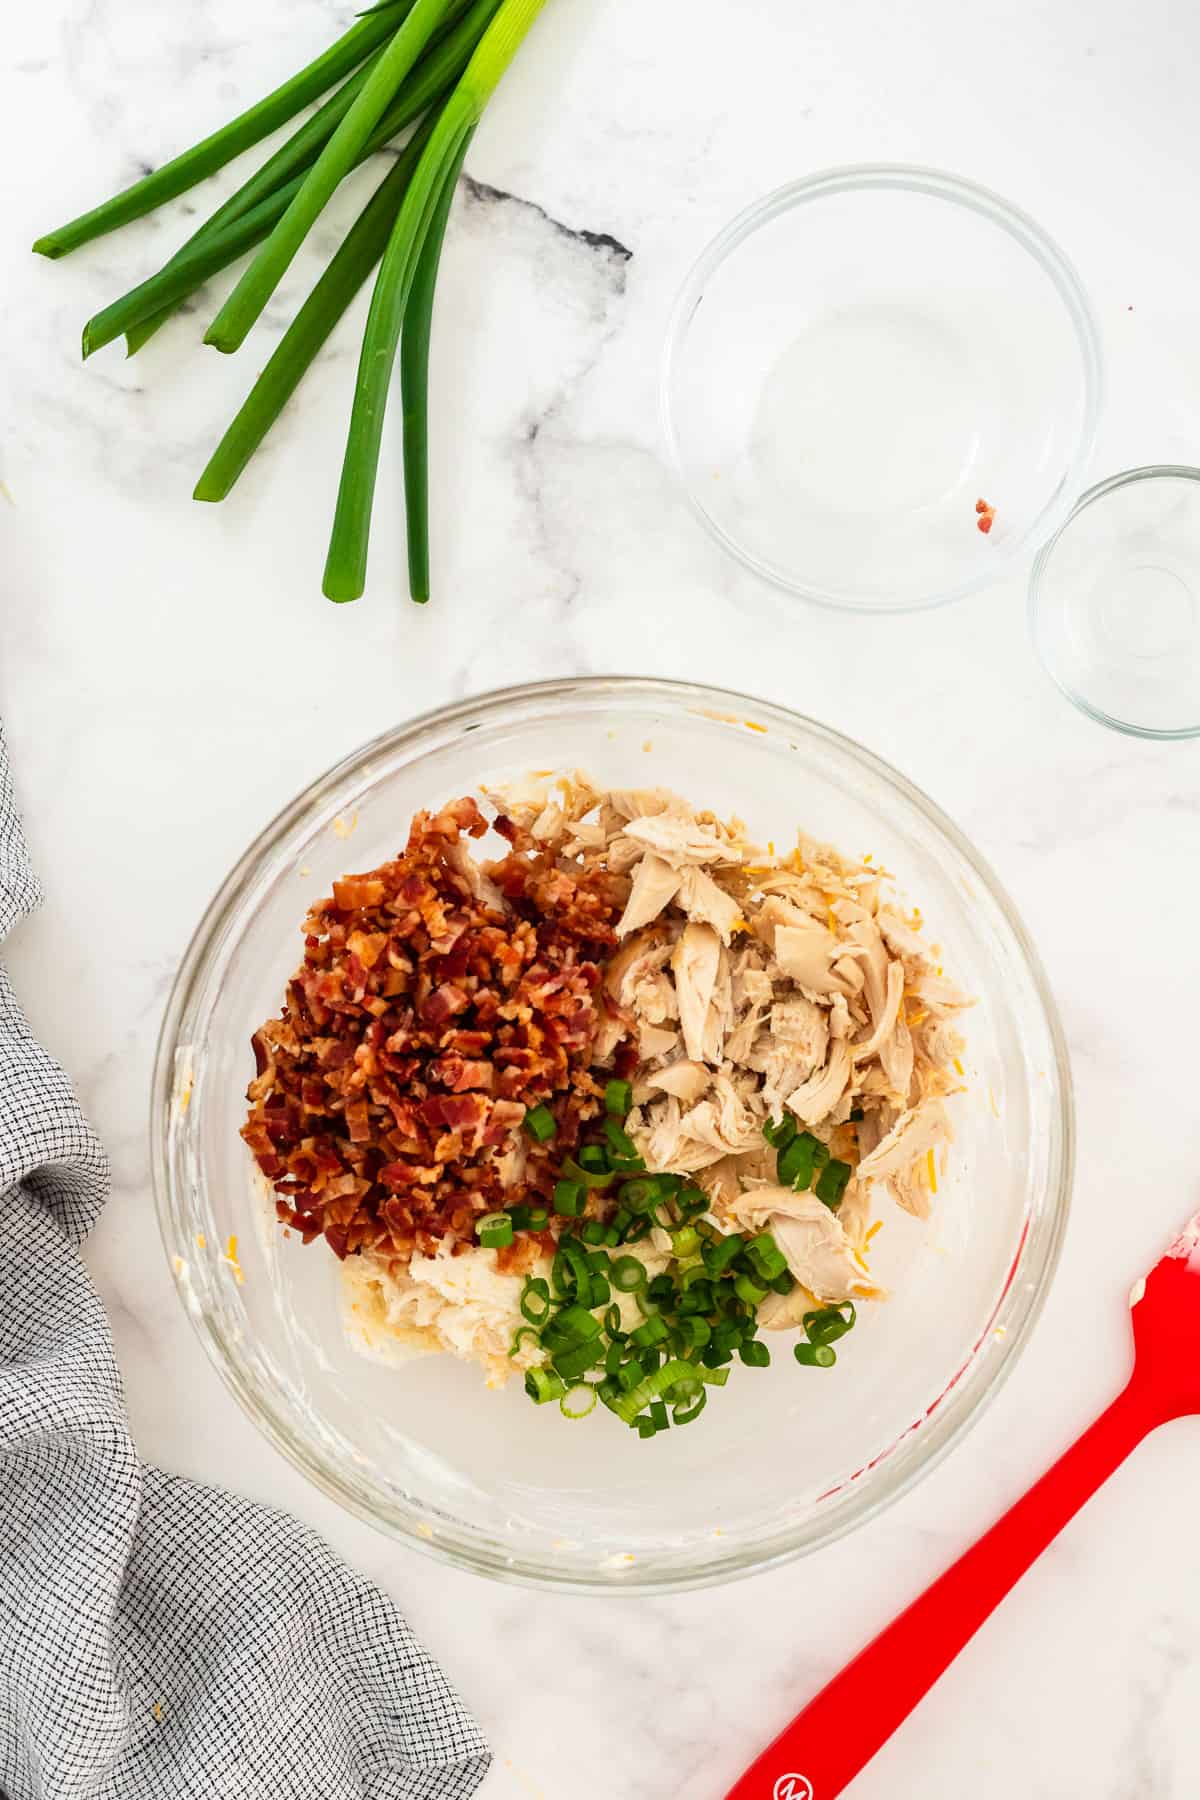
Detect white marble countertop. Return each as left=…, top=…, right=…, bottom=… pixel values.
left=3, top=1, right=1200, bottom=1794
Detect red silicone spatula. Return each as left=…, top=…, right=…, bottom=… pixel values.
left=727, top=1212, right=1200, bottom=1800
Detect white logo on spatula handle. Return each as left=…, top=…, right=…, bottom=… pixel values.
left=772, top=1778, right=814, bottom=1800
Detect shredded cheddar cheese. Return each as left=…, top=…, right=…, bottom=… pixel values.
left=195, top=1232, right=207, bottom=1250
left=743, top=719, right=767, bottom=733
left=223, top=1234, right=245, bottom=1285
left=953, top=1057, right=964, bottom=1077
left=926, top=1149, right=938, bottom=1194
left=864, top=1220, right=884, bottom=1247
left=332, top=811, right=359, bottom=839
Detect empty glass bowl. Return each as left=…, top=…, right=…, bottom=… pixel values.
left=661, top=166, right=1104, bottom=612
left=1030, top=466, right=1200, bottom=737
left=153, top=678, right=1072, bottom=1591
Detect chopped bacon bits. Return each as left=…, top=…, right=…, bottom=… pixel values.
left=975, top=497, right=997, bottom=535
left=241, top=797, right=628, bottom=1263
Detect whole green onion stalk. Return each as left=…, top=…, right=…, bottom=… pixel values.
left=324, top=0, right=553, bottom=602
left=32, top=0, right=417, bottom=259
left=205, top=0, right=457, bottom=354
left=33, top=0, right=553, bottom=607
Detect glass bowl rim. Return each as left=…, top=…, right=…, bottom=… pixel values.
left=1029, top=462, right=1200, bottom=740
left=151, top=674, right=1075, bottom=1593
left=659, top=161, right=1106, bottom=615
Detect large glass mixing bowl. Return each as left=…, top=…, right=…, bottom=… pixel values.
left=153, top=678, right=1073, bottom=1592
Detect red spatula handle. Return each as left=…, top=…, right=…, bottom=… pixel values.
left=727, top=1382, right=1157, bottom=1800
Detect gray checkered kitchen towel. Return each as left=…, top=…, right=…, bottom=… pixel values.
left=0, top=724, right=491, bottom=1800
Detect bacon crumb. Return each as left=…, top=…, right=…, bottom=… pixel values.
left=242, top=797, right=628, bottom=1262
left=975, top=497, right=996, bottom=535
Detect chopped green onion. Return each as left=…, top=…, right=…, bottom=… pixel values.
left=544, top=1304, right=601, bottom=1346
left=577, top=1143, right=609, bottom=1174
left=762, top=1113, right=797, bottom=1150
left=604, top=1340, right=624, bottom=1377
left=525, top=1367, right=565, bottom=1404
left=507, top=1203, right=532, bottom=1230
left=636, top=1416, right=658, bottom=1439
left=811, top=1139, right=831, bottom=1171
left=677, top=1187, right=708, bottom=1219
left=612, top=1358, right=694, bottom=1425
left=734, top=1271, right=767, bottom=1306
left=701, top=1343, right=732, bottom=1369
left=671, top=1226, right=701, bottom=1260
left=581, top=1219, right=606, bottom=1246
left=552, top=1341, right=601, bottom=1381
left=794, top=1342, right=837, bottom=1369
left=713, top=1320, right=744, bottom=1354
left=603, top=1305, right=625, bottom=1341
left=475, top=1211, right=513, bottom=1249
left=777, top=1131, right=818, bottom=1189
left=630, top=1315, right=669, bottom=1350
left=770, top=1268, right=796, bottom=1296
left=611, top=1257, right=647, bottom=1294
left=507, top=1325, right=541, bottom=1359
left=519, top=1277, right=550, bottom=1326
left=618, top=1177, right=656, bottom=1214
left=745, top=1232, right=788, bottom=1281
left=739, top=1340, right=771, bottom=1368
left=701, top=1366, right=731, bottom=1387
left=647, top=1274, right=675, bottom=1305
left=702, top=1234, right=744, bottom=1277
left=815, top=1158, right=852, bottom=1210
left=604, top=1224, right=623, bottom=1248
left=803, top=1303, right=857, bottom=1346
left=677, top=1316, right=711, bottom=1349
left=522, top=1103, right=556, bottom=1143
left=560, top=1156, right=615, bottom=1191
left=526, top=1206, right=549, bottom=1232
left=602, top=1117, right=639, bottom=1161
left=604, top=1078, right=633, bottom=1116
left=587, top=1273, right=611, bottom=1309
left=553, top=1178, right=584, bottom=1217
left=672, top=1388, right=707, bottom=1426
left=617, top=1360, right=643, bottom=1394
left=560, top=1382, right=597, bottom=1420
left=649, top=1400, right=669, bottom=1431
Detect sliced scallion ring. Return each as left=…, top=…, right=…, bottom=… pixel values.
left=560, top=1382, right=597, bottom=1420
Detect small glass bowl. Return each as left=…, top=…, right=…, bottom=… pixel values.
left=153, top=679, right=1073, bottom=1593
left=661, top=165, right=1104, bottom=612
left=1030, top=466, right=1200, bottom=738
